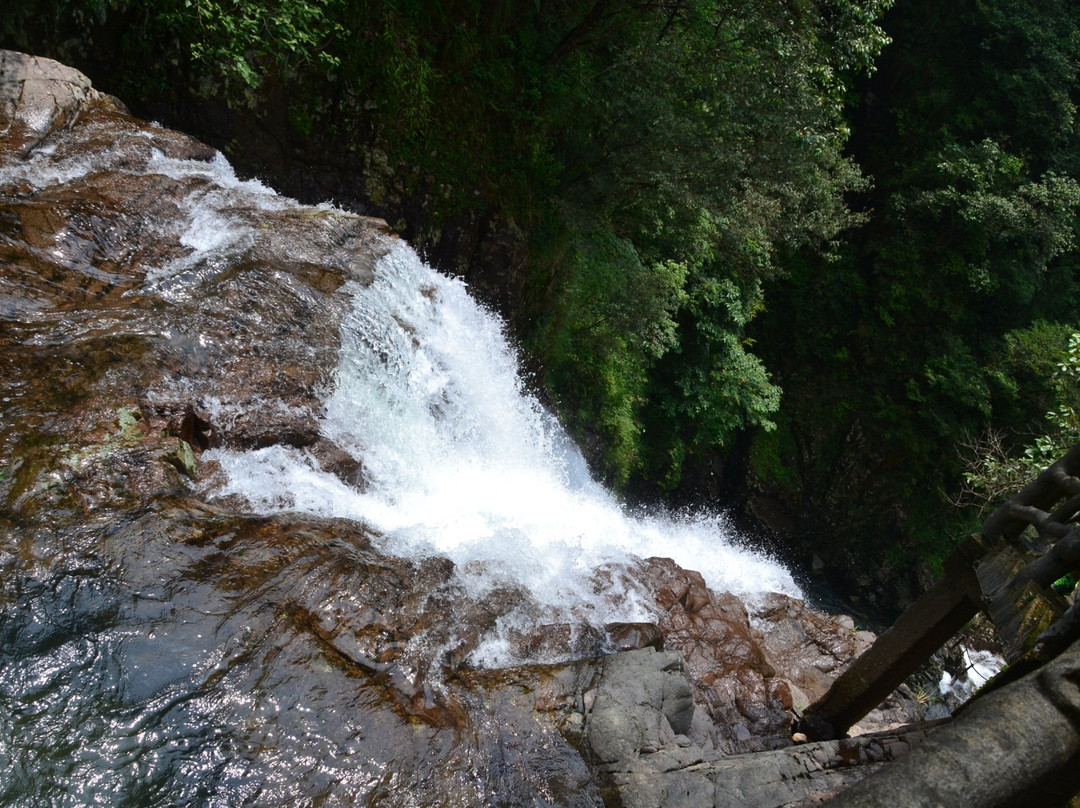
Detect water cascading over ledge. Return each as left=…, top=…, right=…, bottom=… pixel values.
left=205, top=238, right=803, bottom=665
left=0, top=51, right=930, bottom=807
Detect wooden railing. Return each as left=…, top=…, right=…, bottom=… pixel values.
left=797, top=443, right=1080, bottom=741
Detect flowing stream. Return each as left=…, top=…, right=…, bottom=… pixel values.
left=0, top=107, right=799, bottom=633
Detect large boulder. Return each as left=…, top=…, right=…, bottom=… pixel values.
left=0, top=51, right=102, bottom=150
left=580, top=647, right=940, bottom=808
left=585, top=648, right=698, bottom=764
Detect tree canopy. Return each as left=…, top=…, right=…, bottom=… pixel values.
left=752, top=0, right=1080, bottom=581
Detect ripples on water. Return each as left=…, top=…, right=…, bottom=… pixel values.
left=0, top=510, right=475, bottom=805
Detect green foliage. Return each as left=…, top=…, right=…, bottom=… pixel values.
left=748, top=413, right=798, bottom=488
left=1012, top=330, right=1080, bottom=467
left=904, top=141, right=1080, bottom=306
left=735, top=0, right=1080, bottom=586
left=534, top=223, right=687, bottom=484
left=641, top=264, right=782, bottom=489
left=870, top=137, right=1080, bottom=459
left=327, top=1, right=561, bottom=221
left=527, top=0, right=885, bottom=486
left=988, top=321, right=1078, bottom=436
left=158, top=0, right=343, bottom=97
left=0, top=0, right=343, bottom=103
left=962, top=331, right=1080, bottom=510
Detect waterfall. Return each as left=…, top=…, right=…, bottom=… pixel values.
left=0, top=55, right=876, bottom=806
left=2, top=110, right=799, bottom=657
left=206, top=243, right=800, bottom=649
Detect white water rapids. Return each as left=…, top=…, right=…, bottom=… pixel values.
left=206, top=241, right=800, bottom=634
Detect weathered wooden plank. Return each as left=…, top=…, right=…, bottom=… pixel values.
left=977, top=542, right=1071, bottom=663
left=797, top=537, right=987, bottom=740
left=798, top=443, right=1080, bottom=741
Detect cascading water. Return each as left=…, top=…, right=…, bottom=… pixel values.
left=205, top=239, right=801, bottom=663
left=1, top=53, right=897, bottom=807
left=0, top=86, right=799, bottom=669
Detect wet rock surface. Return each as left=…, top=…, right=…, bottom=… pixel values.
left=0, top=51, right=937, bottom=807
left=602, top=721, right=942, bottom=808
left=643, top=558, right=794, bottom=753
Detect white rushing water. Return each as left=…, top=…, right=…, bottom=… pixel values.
left=207, top=242, right=800, bottom=625
left=938, top=647, right=1006, bottom=706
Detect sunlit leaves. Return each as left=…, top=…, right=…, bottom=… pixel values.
left=156, top=0, right=343, bottom=97
left=905, top=140, right=1080, bottom=300
left=962, top=332, right=1080, bottom=511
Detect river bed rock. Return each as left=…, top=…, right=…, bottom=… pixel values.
left=0, top=50, right=935, bottom=807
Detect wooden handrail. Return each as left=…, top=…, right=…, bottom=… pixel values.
left=797, top=442, right=1080, bottom=741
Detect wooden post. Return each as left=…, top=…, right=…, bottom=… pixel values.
left=799, top=442, right=1080, bottom=741
left=797, top=536, right=987, bottom=740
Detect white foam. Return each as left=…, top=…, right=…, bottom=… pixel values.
left=939, top=647, right=1005, bottom=705
left=207, top=243, right=801, bottom=632
left=0, top=143, right=98, bottom=187
left=145, top=150, right=289, bottom=206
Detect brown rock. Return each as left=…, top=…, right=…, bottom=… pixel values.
left=638, top=557, right=793, bottom=752
left=606, top=621, right=665, bottom=651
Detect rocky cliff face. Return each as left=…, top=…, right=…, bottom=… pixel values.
left=0, top=51, right=928, bottom=807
